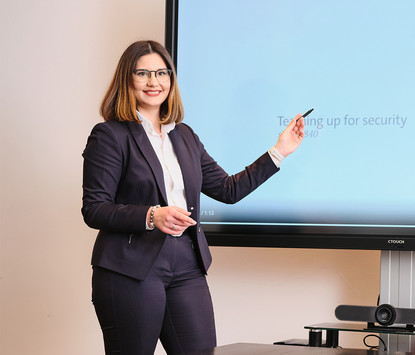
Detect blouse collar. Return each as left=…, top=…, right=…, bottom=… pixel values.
left=136, top=110, right=176, bottom=136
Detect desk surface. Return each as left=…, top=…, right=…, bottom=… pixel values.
left=190, top=343, right=414, bottom=355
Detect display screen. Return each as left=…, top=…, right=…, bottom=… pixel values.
left=167, top=0, right=415, bottom=248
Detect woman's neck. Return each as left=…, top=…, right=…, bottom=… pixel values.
left=138, top=108, right=161, bottom=134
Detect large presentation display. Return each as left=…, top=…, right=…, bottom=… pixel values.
left=165, top=0, right=415, bottom=250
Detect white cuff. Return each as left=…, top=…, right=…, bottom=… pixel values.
left=268, top=147, right=285, bottom=167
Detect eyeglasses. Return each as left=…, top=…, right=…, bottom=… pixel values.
left=132, top=69, right=173, bottom=83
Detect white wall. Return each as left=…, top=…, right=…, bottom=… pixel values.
left=0, top=0, right=380, bottom=354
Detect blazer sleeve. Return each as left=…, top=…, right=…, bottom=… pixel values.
left=81, top=122, right=149, bottom=233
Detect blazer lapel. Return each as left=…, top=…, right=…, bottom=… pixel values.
left=126, top=121, right=168, bottom=204
left=168, top=127, right=197, bottom=211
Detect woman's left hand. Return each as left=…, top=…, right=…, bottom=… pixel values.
left=274, top=113, right=305, bottom=157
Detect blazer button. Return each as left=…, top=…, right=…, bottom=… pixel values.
left=190, top=206, right=194, bottom=210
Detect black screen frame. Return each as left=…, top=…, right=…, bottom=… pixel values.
left=164, top=0, right=415, bottom=251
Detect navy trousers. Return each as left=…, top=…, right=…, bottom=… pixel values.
left=92, top=234, right=217, bottom=355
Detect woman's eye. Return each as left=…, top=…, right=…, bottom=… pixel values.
left=136, top=71, right=147, bottom=77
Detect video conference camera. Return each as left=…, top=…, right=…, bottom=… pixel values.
left=335, top=304, right=415, bottom=330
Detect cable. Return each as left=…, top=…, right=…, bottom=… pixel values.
left=363, top=334, right=387, bottom=351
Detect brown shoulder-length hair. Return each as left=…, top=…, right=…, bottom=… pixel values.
left=100, top=40, right=184, bottom=124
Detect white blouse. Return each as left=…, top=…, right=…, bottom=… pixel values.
left=137, top=111, right=187, bottom=211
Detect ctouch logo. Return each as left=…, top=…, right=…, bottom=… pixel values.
left=388, top=239, right=405, bottom=244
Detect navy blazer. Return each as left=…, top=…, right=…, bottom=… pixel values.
left=82, top=120, right=279, bottom=280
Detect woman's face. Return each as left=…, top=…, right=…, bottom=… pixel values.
left=132, top=53, right=171, bottom=114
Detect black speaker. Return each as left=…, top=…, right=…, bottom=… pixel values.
left=335, top=304, right=415, bottom=327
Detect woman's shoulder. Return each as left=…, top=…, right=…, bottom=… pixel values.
left=175, top=122, right=197, bottom=136
left=174, top=122, right=205, bottom=149
left=93, top=119, right=128, bottom=130
left=90, top=119, right=136, bottom=137
left=86, top=120, right=137, bottom=150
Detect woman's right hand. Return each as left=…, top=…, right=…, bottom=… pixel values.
left=273, top=114, right=305, bottom=158
left=148, top=206, right=196, bottom=235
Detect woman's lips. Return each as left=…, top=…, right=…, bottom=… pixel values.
left=144, top=90, right=161, bottom=96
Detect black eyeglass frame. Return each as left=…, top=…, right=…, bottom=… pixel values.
left=132, top=69, right=173, bottom=82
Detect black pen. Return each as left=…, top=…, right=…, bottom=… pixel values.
left=297, top=108, right=314, bottom=122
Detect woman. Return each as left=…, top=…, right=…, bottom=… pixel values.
left=82, top=40, right=305, bottom=355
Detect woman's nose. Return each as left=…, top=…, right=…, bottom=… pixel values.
left=147, top=72, right=158, bottom=85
